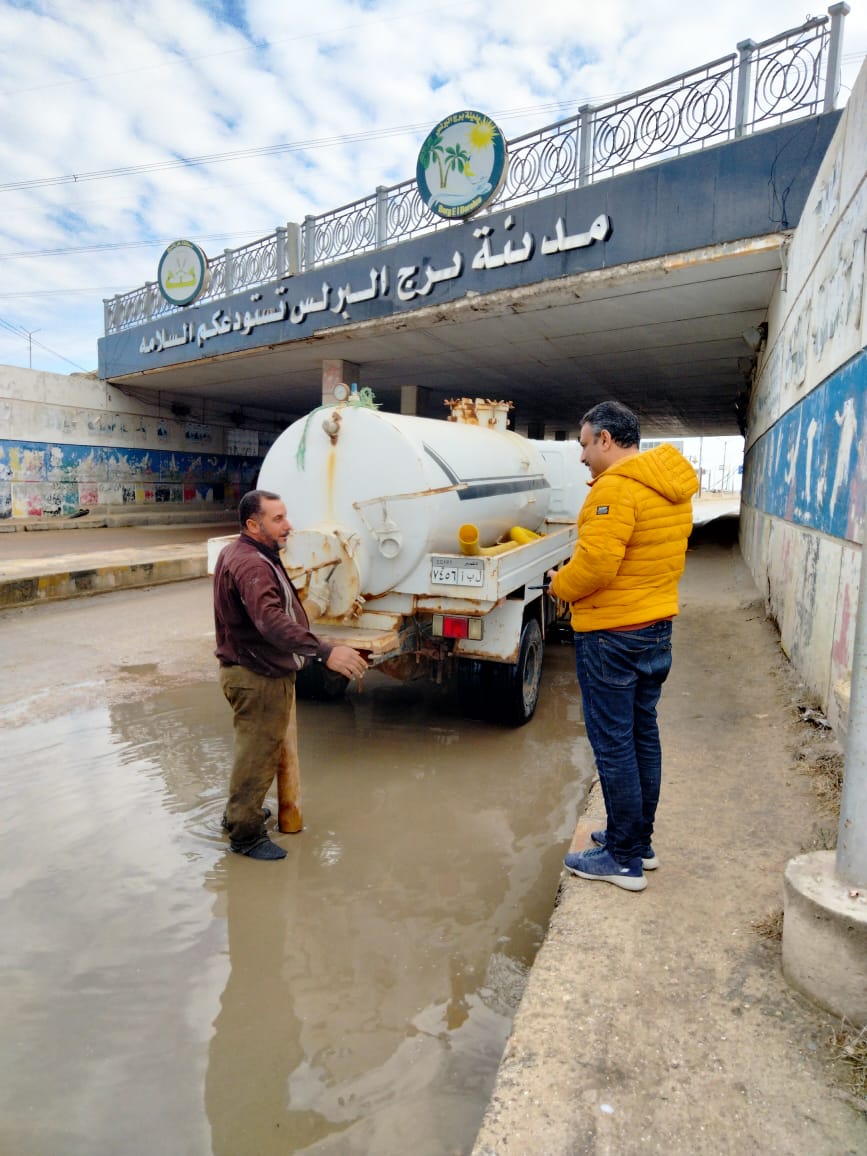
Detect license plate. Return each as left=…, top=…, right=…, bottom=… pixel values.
left=430, top=556, right=484, bottom=586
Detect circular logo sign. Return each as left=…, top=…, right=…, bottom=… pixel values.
left=157, top=240, right=209, bottom=306
left=417, top=111, right=508, bottom=220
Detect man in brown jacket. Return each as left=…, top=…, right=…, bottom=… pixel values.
left=214, top=489, right=367, bottom=860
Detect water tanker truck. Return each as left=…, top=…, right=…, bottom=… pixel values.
left=209, top=394, right=587, bottom=725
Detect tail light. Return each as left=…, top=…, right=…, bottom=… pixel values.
left=432, top=614, right=483, bottom=640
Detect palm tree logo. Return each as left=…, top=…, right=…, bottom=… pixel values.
left=416, top=112, right=508, bottom=219
left=442, top=142, right=472, bottom=187
left=418, top=131, right=446, bottom=188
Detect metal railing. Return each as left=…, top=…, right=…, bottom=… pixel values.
left=105, top=6, right=848, bottom=335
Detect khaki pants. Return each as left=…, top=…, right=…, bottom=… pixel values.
left=220, top=665, right=298, bottom=846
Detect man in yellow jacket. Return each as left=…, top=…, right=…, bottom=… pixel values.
left=548, top=401, right=699, bottom=891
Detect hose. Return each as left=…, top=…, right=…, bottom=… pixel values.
left=508, top=526, right=542, bottom=544
left=458, top=523, right=520, bottom=556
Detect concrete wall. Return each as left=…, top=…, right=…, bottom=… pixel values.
left=0, top=366, right=295, bottom=519
left=741, top=62, right=867, bottom=735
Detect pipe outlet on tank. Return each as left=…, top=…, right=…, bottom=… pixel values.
left=374, top=517, right=403, bottom=558
left=378, top=535, right=402, bottom=558
left=321, top=410, right=342, bottom=444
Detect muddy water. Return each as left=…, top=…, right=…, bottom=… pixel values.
left=0, top=647, right=591, bottom=1156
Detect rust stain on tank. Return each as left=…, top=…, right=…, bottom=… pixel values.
left=325, top=444, right=336, bottom=521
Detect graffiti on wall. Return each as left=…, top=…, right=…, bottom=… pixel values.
left=743, top=349, right=867, bottom=545
left=811, top=196, right=866, bottom=367
left=0, top=440, right=260, bottom=519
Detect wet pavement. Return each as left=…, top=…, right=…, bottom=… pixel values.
left=0, top=585, right=591, bottom=1156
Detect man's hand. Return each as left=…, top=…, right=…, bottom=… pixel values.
left=325, top=645, right=368, bottom=680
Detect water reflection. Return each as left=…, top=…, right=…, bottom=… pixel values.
left=204, top=856, right=350, bottom=1153
left=0, top=642, right=592, bottom=1155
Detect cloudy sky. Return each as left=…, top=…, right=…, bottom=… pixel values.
left=1, top=0, right=865, bottom=376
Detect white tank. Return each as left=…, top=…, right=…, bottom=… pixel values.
left=532, top=441, right=590, bottom=518
left=257, top=403, right=552, bottom=609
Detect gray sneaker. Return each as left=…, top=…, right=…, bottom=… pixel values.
left=591, top=829, right=658, bottom=870
left=564, top=847, right=646, bottom=892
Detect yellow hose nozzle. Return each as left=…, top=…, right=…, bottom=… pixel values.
left=458, top=523, right=523, bottom=556
left=508, top=526, right=542, bottom=544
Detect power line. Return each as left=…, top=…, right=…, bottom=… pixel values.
left=4, top=40, right=862, bottom=200
left=0, top=230, right=264, bottom=262
left=0, top=123, right=428, bottom=193
left=0, top=287, right=133, bottom=298
left=0, top=99, right=601, bottom=197
left=0, top=316, right=89, bottom=372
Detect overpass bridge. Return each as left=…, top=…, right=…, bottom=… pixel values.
left=97, top=10, right=849, bottom=438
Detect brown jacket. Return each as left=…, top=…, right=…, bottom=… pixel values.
left=213, top=533, right=332, bottom=677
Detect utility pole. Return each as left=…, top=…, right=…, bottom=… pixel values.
left=26, top=329, right=40, bottom=369
left=697, top=437, right=703, bottom=496
left=838, top=537, right=867, bottom=885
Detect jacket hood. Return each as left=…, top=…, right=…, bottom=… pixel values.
left=601, top=443, right=699, bottom=503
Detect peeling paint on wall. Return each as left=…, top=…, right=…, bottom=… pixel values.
left=0, top=439, right=259, bottom=519
left=811, top=205, right=866, bottom=364
left=743, top=350, right=867, bottom=545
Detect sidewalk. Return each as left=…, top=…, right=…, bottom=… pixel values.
left=472, top=518, right=864, bottom=1155
left=0, top=515, right=236, bottom=609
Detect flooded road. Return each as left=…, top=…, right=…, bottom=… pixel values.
left=0, top=582, right=592, bottom=1156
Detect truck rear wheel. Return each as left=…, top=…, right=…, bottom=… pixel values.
left=455, top=657, right=496, bottom=719
left=457, top=619, right=544, bottom=726
left=499, top=617, right=544, bottom=726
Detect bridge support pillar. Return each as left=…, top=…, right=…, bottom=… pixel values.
left=400, top=385, right=429, bottom=416
left=321, top=360, right=360, bottom=404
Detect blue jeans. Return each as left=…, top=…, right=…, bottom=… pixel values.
left=574, top=621, right=673, bottom=864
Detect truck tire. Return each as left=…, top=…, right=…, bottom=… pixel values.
left=296, top=662, right=350, bottom=701
left=455, top=657, right=495, bottom=719
left=497, top=617, right=544, bottom=726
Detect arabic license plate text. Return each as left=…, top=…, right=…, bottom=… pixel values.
left=430, top=557, right=484, bottom=586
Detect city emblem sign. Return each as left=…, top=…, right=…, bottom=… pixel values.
left=157, top=240, right=210, bottom=307
left=417, top=111, right=508, bottom=220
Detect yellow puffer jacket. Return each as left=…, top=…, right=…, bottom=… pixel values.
left=550, top=443, right=699, bottom=632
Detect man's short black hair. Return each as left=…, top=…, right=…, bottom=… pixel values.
left=580, top=401, right=641, bottom=448
left=239, top=488, right=281, bottom=528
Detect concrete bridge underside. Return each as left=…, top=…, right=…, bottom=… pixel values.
left=100, top=116, right=841, bottom=437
